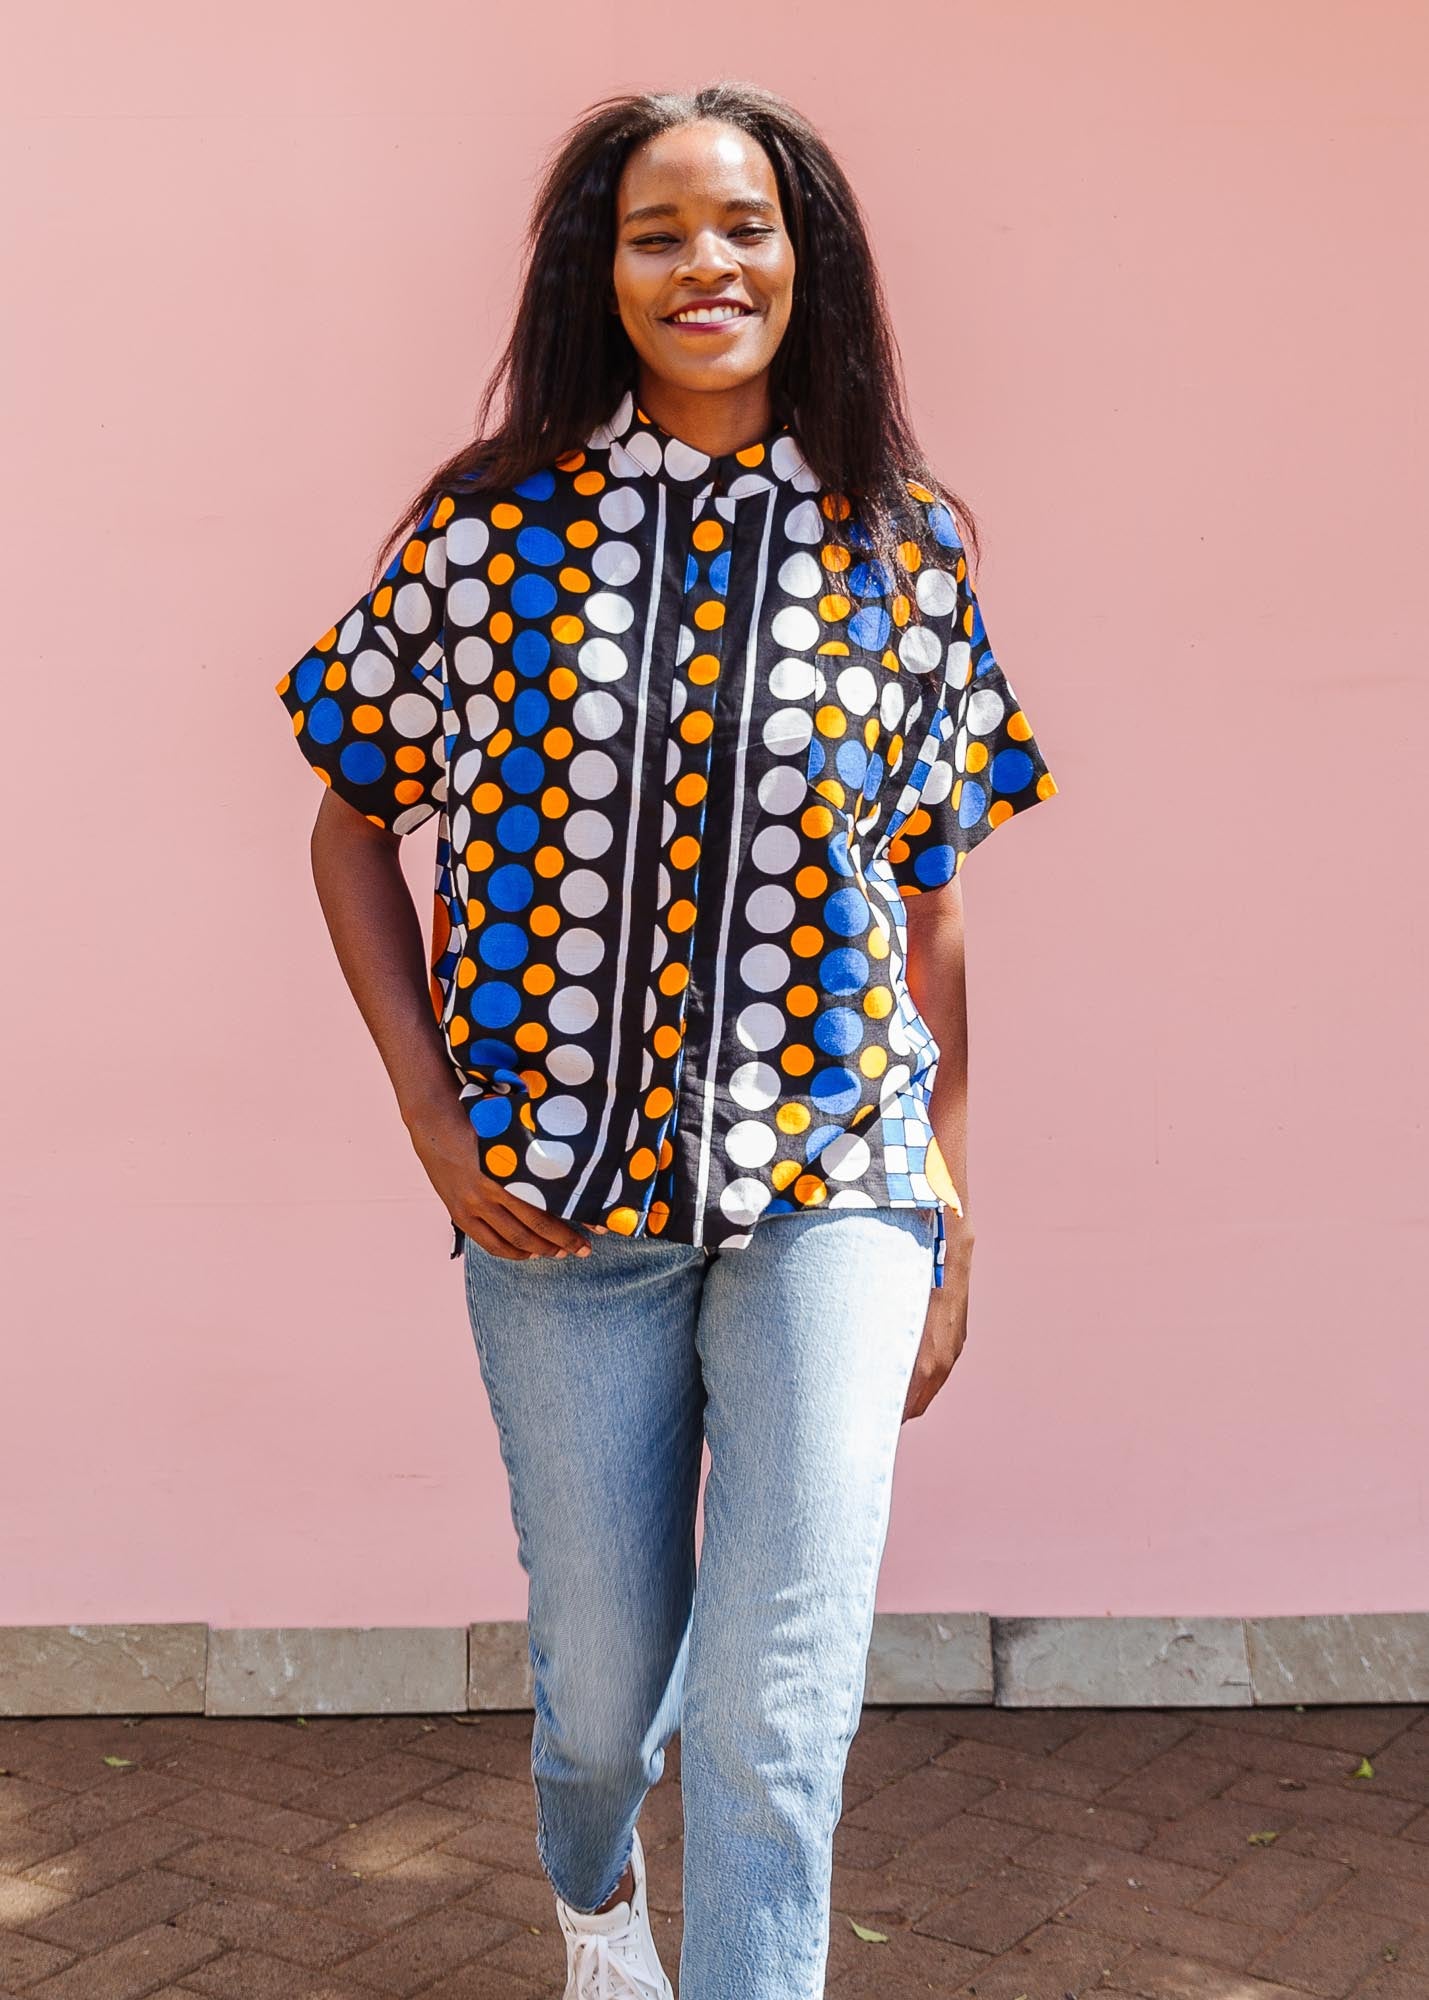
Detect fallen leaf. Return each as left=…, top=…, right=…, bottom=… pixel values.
left=848, top=1919, right=888, bottom=1943
left=1247, top=1830, right=1280, bottom=1846
left=102, top=1755, right=134, bottom=1768
left=1351, top=1756, right=1374, bottom=1780
left=294, top=1716, right=309, bottom=1728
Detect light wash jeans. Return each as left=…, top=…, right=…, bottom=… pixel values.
left=461, top=1202, right=938, bottom=2000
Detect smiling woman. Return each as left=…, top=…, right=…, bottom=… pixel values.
left=272, top=78, right=1056, bottom=2000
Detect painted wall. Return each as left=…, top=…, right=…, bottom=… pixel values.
left=5, top=2, right=1425, bottom=1626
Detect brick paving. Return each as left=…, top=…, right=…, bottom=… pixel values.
left=2, top=1704, right=1427, bottom=1997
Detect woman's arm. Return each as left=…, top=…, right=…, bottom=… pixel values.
left=307, top=789, right=593, bottom=1263
left=899, top=878, right=975, bottom=1415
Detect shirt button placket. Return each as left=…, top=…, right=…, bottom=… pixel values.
left=639, top=475, right=732, bottom=1238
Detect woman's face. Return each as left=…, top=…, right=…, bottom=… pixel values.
left=612, top=119, right=796, bottom=406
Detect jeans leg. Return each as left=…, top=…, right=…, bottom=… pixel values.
left=678, top=1205, right=935, bottom=2000
left=462, top=1229, right=707, bottom=1913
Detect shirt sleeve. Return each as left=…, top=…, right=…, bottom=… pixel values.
left=886, top=504, right=1057, bottom=896
left=273, top=493, right=451, bottom=834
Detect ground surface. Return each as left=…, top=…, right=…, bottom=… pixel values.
left=2, top=1703, right=1427, bottom=1997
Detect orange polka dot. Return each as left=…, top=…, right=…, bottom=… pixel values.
left=567, top=518, right=598, bottom=547
left=693, top=519, right=724, bottom=551
left=541, top=785, right=570, bottom=817
left=668, top=899, right=697, bottom=932
left=395, top=744, right=426, bottom=771
left=988, top=798, right=1014, bottom=827
left=675, top=772, right=707, bottom=806
left=557, top=568, right=589, bottom=595
left=787, top=984, right=819, bottom=1017
left=523, top=963, right=555, bottom=994
left=544, top=727, right=574, bottom=760
left=791, top=926, right=824, bottom=957
left=772, top=1158, right=802, bottom=1190
left=551, top=615, right=584, bottom=644
left=465, top=838, right=494, bottom=871
left=573, top=469, right=605, bottom=494
left=352, top=704, right=384, bottom=735
left=472, top=783, right=503, bottom=815
left=1037, top=772, right=1059, bottom=798
left=645, top=1086, right=674, bottom=1119
left=490, top=607, right=514, bottom=640
left=606, top=1206, right=641, bottom=1236
left=782, top=1045, right=814, bottom=1076
left=793, top=1175, right=828, bottom=1207
left=324, top=661, right=346, bottom=691
left=965, top=741, right=989, bottom=772
left=688, top=653, right=721, bottom=685
left=815, top=705, right=846, bottom=737
left=449, top=1015, right=469, bottom=1045
left=628, top=1149, right=657, bottom=1180
left=514, top=1022, right=548, bottom=1052
left=489, top=556, right=516, bottom=589
left=669, top=835, right=701, bottom=870
left=490, top=503, right=523, bottom=530
left=485, top=1144, right=518, bottom=1178
left=401, top=537, right=426, bottom=574
left=818, top=594, right=850, bottom=623
left=776, top=1102, right=811, bottom=1133
left=794, top=866, right=827, bottom=898
left=659, top=963, right=690, bottom=996
left=653, top=1024, right=682, bottom=1058
left=549, top=666, right=578, bottom=701
left=801, top=804, right=834, bottom=838
left=530, top=904, right=561, bottom=936
left=680, top=711, right=714, bottom=744
left=394, top=779, right=425, bottom=804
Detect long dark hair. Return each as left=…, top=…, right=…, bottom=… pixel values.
left=368, top=81, right=984, bottom=639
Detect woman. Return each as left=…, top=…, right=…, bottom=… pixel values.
left=275, top=81, right=1055, bottom=2000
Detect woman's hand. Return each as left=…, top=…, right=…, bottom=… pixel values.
left=403, top=1091, right=596, bottom=1263
left=902, top=1229, right=974, bottom=1421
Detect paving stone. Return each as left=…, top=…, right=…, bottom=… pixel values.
left=170, top=1888, right=372, bottom=1965
left=1193, top=1847, right=1350, bottom=1929
left=180, top=1949, right=382, bottom=1998
left=1062, top=1884, right=1271, bottom=1968
left=26, top=1920, right=219, bottom=1998
left=995, top=1618, right=1252, bottom=1707
left=20, top=1865, right=208, bottom=1953
left=1109, top=1946, right=1317, bottom=1997
left=824, top=1916, right=986, bottom=1992
left=966, top=1779, right=1157, bottom=1849
left=1246, top=1617, right=1429, bottom=1706
left=1250, top=1901, right=1413, bottom=1996
left=1011, top=1829, right=1220, bottom=1905
left=336, top=1904, right=520, bottom=1993
left=947, top=1920, right=1134, bottom=1997
left=914, top=1861, right=1082, bottom=1952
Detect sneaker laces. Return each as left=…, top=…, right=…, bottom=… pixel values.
left=566, top=1921, right=662, bottom=1999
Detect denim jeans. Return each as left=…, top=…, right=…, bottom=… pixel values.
left=461, top=1202, right=937, bottom=2000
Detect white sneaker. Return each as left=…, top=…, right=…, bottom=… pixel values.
left=554, top=1823, right=674, bottom=1999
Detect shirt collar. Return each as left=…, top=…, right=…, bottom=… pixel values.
left=584, top=386, right=817, bottom=495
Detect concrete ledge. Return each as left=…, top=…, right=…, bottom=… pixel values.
left=206, top=1627, right=468, bottom=1716
left=1246, top=1613, right=1429, bottom=1705
left=0, top=1624, right=207, bottom=1716
left=0, top=1614, right=1425, bottom=1714
left=993, top=1617, right=1253, bottom=1708
left=863, top=1612, right=993, bottom=1704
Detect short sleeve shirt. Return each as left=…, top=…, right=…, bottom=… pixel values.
left=274, top=388, right=1057, bottom=1283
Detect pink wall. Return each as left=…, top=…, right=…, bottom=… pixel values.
left=5, top=3, right=1425, bottom=1626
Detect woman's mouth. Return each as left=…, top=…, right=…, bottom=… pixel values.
left=663, top=304, right=757, bottom=332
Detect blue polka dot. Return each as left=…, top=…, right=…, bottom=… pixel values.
left=514, top=469, right=556, bottom=501
left=928, top=502, right=962, bottom=549
left=510, top=573, right=558, bottom=619
left=820, top=947, right=869, bottom=993
left=295, top=655, right=325, bottom=702
left=863, top=751, right=885, bottom=795
left=968, top=598, right=988, bottom=645
left=684, top=553, right=699, bottom=592
left=467, top=1039, right=519, bottom=1068
left=339, top=741, right=385, bottom=785
left=836, top=739, right=869, bottom=789
left=847, top=518, right=875, bottom=554
left=806, top=739, right=826, bottom=783
left=513, top=688, right=550, bottom=736
left=990, top=746, right=1034, bottom=794
left=849, top=560, right=891, bottom=598
left=810, top=1067, right=861, bottom=1115
left=803, top=1122, right=845, bottom=1162
left=470, top=1096, right=513, bottom=1137
left=914, top=844, right=958, bottom=888
left=708, top=551, right=730, bottom=595
left=493, top=1066, right=525, bottom=1089
left=471, top=982, right=520, bottom=1029
left=496, top=804, right=540, bottom=852
left=847, top=606, right=890, bottom=651
left=516, top=525, right=565, bottom=567
left=762, top=1196, right=796, bottom=1217
left=824, top=886, right=869, bottom=937
left=306, top=697, right=343, bottom=745
left=958, top=780, right=987, bottom=829
left=814, top=1007, right=863, bottom=1056
left=825, top=834, right=857, bottom=880
left=513, top=629, right=550, bottom=676
left=488, top=864, right=534, bottom=912
left=478, top=923, right=529, bottom=970
left=501, top=747, right=545, bottom=794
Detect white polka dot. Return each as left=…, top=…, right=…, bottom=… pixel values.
left=740, top=943, right=790, bottom=993
left=504, top=1179, right=548, bottom=1209
left=966, top=686, right=1006, bottom=735
left=572, top=690, right=623, bottom=740
left=447, top=576, right=489, bottom=628
left=338, top=609, right=365, bottom=652
left=777, top=552, right=824, bottom=598
left=390, top=691, right=438, bottom=739
left=537, top=1095, right=588, bottom=1137
left=768, top=657, right=817, bottom=701
left=665, top=438, right=711, bottom=480
left=585, top=592, right=635, bottom=635
left=836, top=665, right=878, bottom=715
left=916, top=568, right=958, bottom=616
left=423, top=537, right=447, bottom=588
left=922, top=757, right=954, bottom=805
left=592, top=541, right=641, bottom=586
left=818, top=1132, right=872, bottom=1181
left=560, top=868, right=608, bottom=918
left=547, top=1042, right=595, bottom=1086
left=556, top=927, right=605, bottom=975
left=783, top=498, right=824, bottom=544
left=751, top=824, right=800, bottom=874
left=578, top=636, right=629, bottom=682
left=735, top=1002, right=786, bottom=1052
left=452, top=635, right=494, bottom=685
left=946, top=640, right=972, bottom=689
left=744, top=883, right=796, bottom=934
left=763, top=706, right=813, bottom=760
left=771, top=605, right=820, bottom=651
left=549, top=987, right=598, bottom=1034
left=729, top=1060, right=781, bottom=1110
left=757, top=765, right=807, bottom=815
left=826, top=1188, right=877, bottom=1211
left=392, top=803, right=435, bottom=834
left=565, top=810, right=613, bottom=859
left=526, top=1140, right=574, bottom=1180
left=720, top=1177, right=773, bottom=1226
left=452, top=747, right=483, bottom=793
left=446, top=515, right=489, bottom=566
left=450, top=805, right=471, bottom=851
left=393, top=582, right=435, bottom=635
left=351, top=649, right=394, bottom=697
left=465, top=693, right=499, bottom=741
left=899, top=624, right=941, bottom=673
left=599, top=484, right=646, bottom=530
left=726, top=1120, right=777, bottom=1168
left=773, top=435, right=819, bottom=488
left=569, top=748, right=619, bottom=799
left=616, top=431, right=663, bottom=478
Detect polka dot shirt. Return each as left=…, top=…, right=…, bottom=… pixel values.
left=275, top=389, right=1057, bottom=1285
